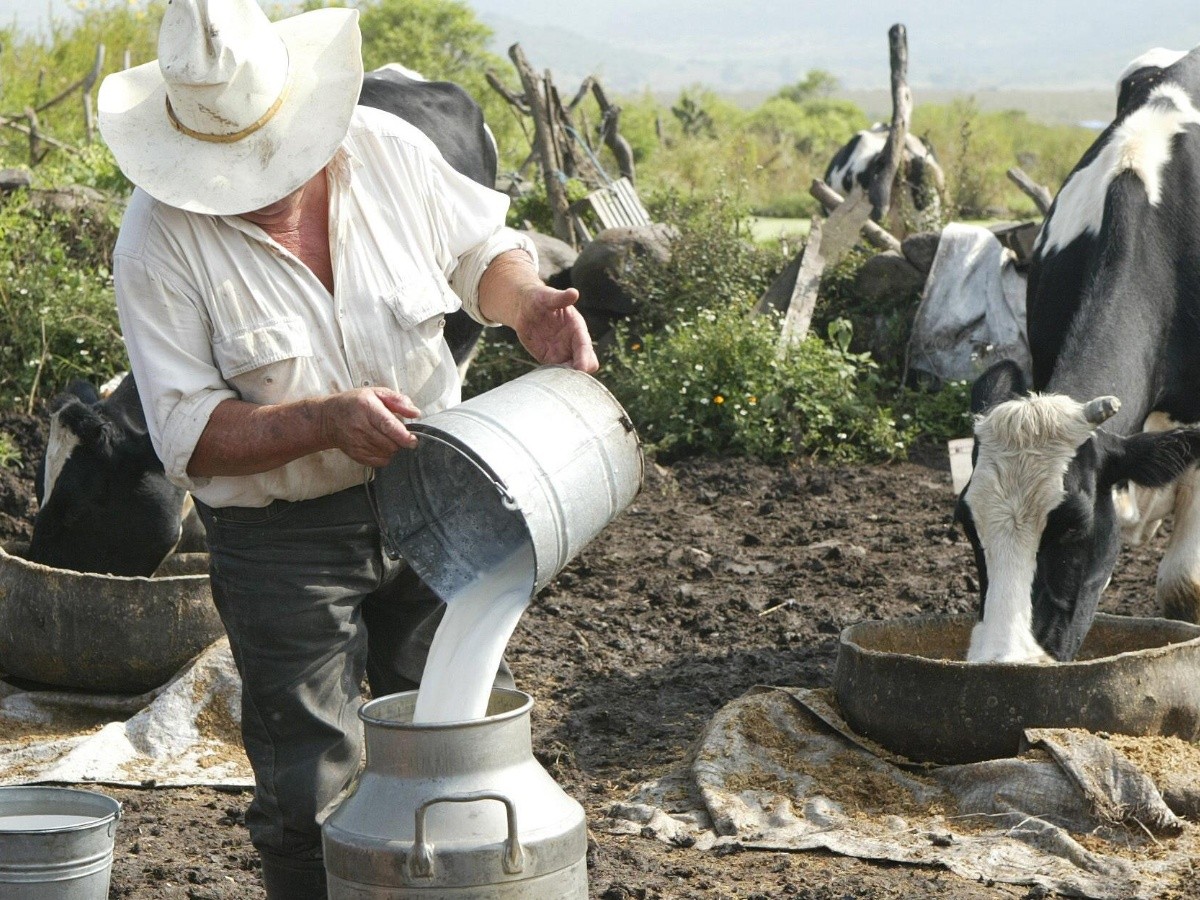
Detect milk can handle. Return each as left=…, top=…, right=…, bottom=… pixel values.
left=409, top=790, right=525, bottom=879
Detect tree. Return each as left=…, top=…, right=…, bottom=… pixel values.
left=350, top=0, right=495, bottom=80
left=776, top=69, right=840, bottom=105
left=302, top=0, right=522, bottom=169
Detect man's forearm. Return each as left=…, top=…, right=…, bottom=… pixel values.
left=477, top=249, right=540, bottom=327
left=187, top=397, right=330, bottom=477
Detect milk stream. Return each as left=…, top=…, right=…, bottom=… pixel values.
left=411, top=542, right=536, bottom=724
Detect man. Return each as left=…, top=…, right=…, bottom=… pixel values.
left=97, top=1, right=596, bottom=897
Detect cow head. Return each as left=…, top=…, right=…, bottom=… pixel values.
left=956, top=360, right=1200, bottom=663
left=28, top=375, right=187, bottom=576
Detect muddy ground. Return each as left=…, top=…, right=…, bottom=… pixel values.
left=0, top=411, right=1172, bottom=899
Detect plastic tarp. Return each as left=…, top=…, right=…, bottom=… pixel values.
left=907, top=223, right=1031, bottom=386
left=605, top=686, right=1200, bottom=900
left=0, top=638, right=251, bottom=787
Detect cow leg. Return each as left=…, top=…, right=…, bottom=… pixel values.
left=1157, top=467, right=1200, bottom=622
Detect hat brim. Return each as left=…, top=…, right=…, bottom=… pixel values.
left=99, top=8, right=363, bottom=216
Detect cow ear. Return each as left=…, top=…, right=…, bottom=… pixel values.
left=1104, top=428, right=1200, bottom=489
left=970, top=360, right=1027, bottom=414
left=50, top=379, right=99, bottom=414
left=55, top=398, right=106, bottom=446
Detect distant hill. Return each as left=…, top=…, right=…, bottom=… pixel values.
left=473, top=0, right=1200, bottom=112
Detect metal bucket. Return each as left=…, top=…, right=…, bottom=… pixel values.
left=372, top=365, right=643, bottom=601
left=322, top=689, right=587, bottom=898
left=0, top=786, right=121, bottom=899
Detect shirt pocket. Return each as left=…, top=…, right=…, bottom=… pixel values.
left=211, top=316, right=313, bottom=379
left=382, top=273, right=462, bottom=332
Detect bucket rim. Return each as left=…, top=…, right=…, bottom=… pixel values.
left=0, top=785, right=121, bottom=832
left=359, top=687, right=534, bottom=730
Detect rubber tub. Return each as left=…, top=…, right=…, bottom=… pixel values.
left=0, top=543, right=221, bottom=693
left=834, top=612, right=1200, bottom=764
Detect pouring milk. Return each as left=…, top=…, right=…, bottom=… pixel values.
left=411, top=541, right=535, bottom=724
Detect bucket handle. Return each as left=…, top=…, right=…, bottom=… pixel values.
left=409, top=790, right=525, bottom=879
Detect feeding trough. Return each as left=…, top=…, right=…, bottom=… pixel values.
left=834, top=612, right=1200, bottom=764
left=0, top=543, right=221, bottom=694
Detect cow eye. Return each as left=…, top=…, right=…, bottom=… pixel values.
left=1048, top=496, right=1092, bottom=544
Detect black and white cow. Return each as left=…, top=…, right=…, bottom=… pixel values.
left=1116, top=48, right=1187, bottom=117
left=824, top=123, right=945, bottom=216
left=956, top=47, right=1200, bottom=663
left=358, top=64, right=499, bottom=371
left=29, top=373, right=193, bottom=576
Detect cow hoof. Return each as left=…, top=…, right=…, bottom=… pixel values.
left=1160, top=580, right=1200, bottom=624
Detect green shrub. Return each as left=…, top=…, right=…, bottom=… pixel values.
left=607, top=311, right=906, bottom=463
left=625, top=188, right=783, bottom=336
left=893, top=380, right=975, bottom=446
left=0, top=190, right=126, bottom=410
left=505, top=177, right=589, bottom=234
left=0, top=1, right=163, bottom=167
left=915, top=100, right=1094, bottom=218
left=0, top=431, right=21, bottom=469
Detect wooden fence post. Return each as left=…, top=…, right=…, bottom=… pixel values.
left=591, top=80, right=635, bottom=184
left=868, top=23, right=912, bottom=223
left=509, top=44, right=575, bottom=247
left=1006, top=166, right=1053, bottom=216
left=82, top=43, right=106, bottom=143
left=809, top=180, right=902, bottom=253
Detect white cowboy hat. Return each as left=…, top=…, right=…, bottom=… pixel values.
left=98, top=0, right=363, bottom=216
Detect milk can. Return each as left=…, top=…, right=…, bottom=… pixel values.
left=322, top=689, right=588, bottom=898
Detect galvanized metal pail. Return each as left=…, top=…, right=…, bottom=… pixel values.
left=372, top=365, right=643, bottom=601
left=0, top=786, right=121, bottom=899
left=322, top=689, right=587, bottom=898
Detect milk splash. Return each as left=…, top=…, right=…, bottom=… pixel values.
left=411, top=540, right=536, bottom=724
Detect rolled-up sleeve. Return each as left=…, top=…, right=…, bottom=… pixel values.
left=420, top=150, right=539, bottom=325
left=113, top=253, right=236, bottom=491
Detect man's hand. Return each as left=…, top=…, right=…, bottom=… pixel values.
left=319, top=387, right=421, bottom=467
left=478, top=250, right=598, bottom=374
left=188, top=388, right=421, bottom=477
left=512, top=284, right=599, bottom=373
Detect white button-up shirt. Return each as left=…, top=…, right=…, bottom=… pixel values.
left=114, top=106, right=535, bottom=509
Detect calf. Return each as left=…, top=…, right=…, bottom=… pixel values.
left=358, top=66, right=499, bottom=371
left=29, top=373, right=191, bottom=576
left=957, top=46, right=1200, bottom=663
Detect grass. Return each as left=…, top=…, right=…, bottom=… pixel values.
left=748, top=216, right=812, bottom=244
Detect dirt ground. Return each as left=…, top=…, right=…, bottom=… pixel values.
left=0, top=411, right=1171, bottom=900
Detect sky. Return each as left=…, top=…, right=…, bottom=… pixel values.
left=4, top=1, right=1200, bottom=94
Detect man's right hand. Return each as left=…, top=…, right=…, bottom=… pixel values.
left=319, top=388, right=421, bottom=467
left=189, top=389, right=423, bottom=478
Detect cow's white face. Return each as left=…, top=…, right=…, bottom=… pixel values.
left=962, top=394, right=1114, bottom=663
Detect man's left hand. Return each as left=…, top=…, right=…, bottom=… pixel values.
left=512, top=284, right=599, bottom=373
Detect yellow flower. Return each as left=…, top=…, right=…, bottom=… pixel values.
left=631, top=343, right=641, bottom=351
left=747, top=396, right=758, bottom=405
left=714, top=395, right=725, bottom=405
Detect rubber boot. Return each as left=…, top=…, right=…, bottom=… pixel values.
left=259, top=849, right=329, bottom=900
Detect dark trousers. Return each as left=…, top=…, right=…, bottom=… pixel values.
left=195, top=484, right=512, bottom=878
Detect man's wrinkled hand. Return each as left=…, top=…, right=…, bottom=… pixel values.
left=320, top=387, right=421, bottom=467
left=512, top=285, right=599, bottom=373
